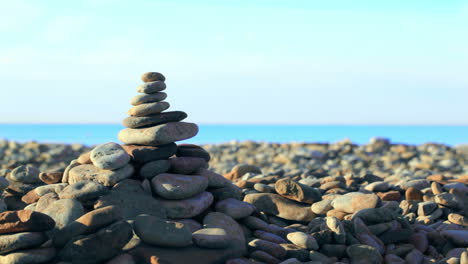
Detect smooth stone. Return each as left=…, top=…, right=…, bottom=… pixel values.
left=136, top=81, right=166, bottom=94
left=151, top=173, right=208, bottom=200
left=0, top=232, right=47, bottom=254
left=211, top=184, right=243, bottom=201
left=169, top=157, right=208, bottom=174
left=351, top=207, right=398, bottom=225
left=107, top=253, right=136, bottom=264
left=53, top=206, right=122, bottom=247
left=225, top=164, right=262, bottom=181
left=0, top=177, right=9, bottom=192
left=364, top=181, right=390, bottom=192
left=130, top=92, right=167, bottom=105
left=308, top=250, right=333, bottom=263
left=35, top=183, right=68, bottom=196
left=174, top=219, right=202, bottom=233
left=280, top=244, right=309, bottom=262
left=326, top=216, right=346, bottom=244
left=35, top=192, right=59, bottom=212
left=42, top=199, right=84, bottom=230
left=127, top=101, right=170, bottom=117
left=134, top=215, right=192, bottom=247
left=68, top=164, right=134, bottom=187
left=62, top=159, right=81, bottom=183
left=331, top=192, right=379, bottom=214
left=118, top=122, right=198, bottom=146
left=176, top=144, right=211, bottom=162
left=254, top=230, right=288, bottom=244
left=94, top=179, right=166, bottom=221
left=346, top=244, right=382, bottom=264
left=448, top=213, right=468, bottom=227
left=0, top=248, right=56, bottom=264
left=3, top=194, right=28, bottom=210
left=90, top=142, right=130, bottom=170
left=243, top=193, right=315, bottom=222
left=400, top=179, right=430, bottom=190
left=156, top=191, right=213, bottom=219
left=59, top=220, right=133, bottom=264
left=215, top=198, right=255, bottom=219
left=21, top=190, right=41, bottom=204
left=287, top=232, right=319, bottom=250
left=0, top=200, right=6, bottom=213
left=123, top=111, right=187, bottom=128
left=385, top=254, right=406, bottom=264
left=275, top=178, right=321, bottom=204
left=8, top=165, right=41, bottom=183
left=441, top=230, right=468, bottom=247
left=59, top=181, right=109, bottom=201
left=311, top=200, right=333, bottom=215
left=39, top=172, right=63, bottom=184
left=254, top=183, right=275, bottom=193
left=417, top=201, right=437, bottom=216
left=139, top=160, right=171, bottom=178
left=0, top=210, right=55, bottom=234
left=195, top=168, right=231, bottom=188
left=141, top=72, right=165, bottom=82
left=77, top=151, right=92, bottom=164
left=249, top=250, right=281, bottom=263
left=248, top=239, right=287, bottom=259
left=122, top=143, right=177, bottom=163
left=203, top=212, right=247, bottom=254
left=6, top=181, right=44, bottom=195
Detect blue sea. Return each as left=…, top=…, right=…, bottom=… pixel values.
left=0, top=124, right=467, bottom=146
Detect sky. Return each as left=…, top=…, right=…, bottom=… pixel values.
left=0, top=0, right=467, bottom=125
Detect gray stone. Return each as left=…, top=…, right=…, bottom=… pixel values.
left=169, top=157, right=208, bottom=174
left=118, top=122, right=198, bottom=146
left=0, top=232, right=47, bottom=254
left=68, top=164, right=134, bottom=187
left=193, top=228, right=229, bottom=249
left=127, top=101, right=170, bottom=117
left=0, top=248, right=56, bottom=264
left=35, top=192, right=60, bottom=212
left=123, top=111, right=188, bottom=129
left=141, top=72, right=165, bottom=82
left=130, top=92, right=167, bottom=105
left=59, top=181, right=109, bottom=202
left=441, top=230, right=468, bottom=247
left=286, top=232, right=318, bottom=250
left=42, top=199, right=84, bottom=230
left=8, top=165, right=41, bottom=183
left=151, top=173, right=208, bottom=200
left=133, top=215, right=192, bottom=247
left=346, top=244, right=382, bottom=264
left=311, top=200, right=333, bottom=215
left=331, top=192, right=379, bottom=214
left=90, top=142, right=130, bottom=170
left=215, top=198, right=255, bottom=219
left=0, top=177, right=9, bottom=192
left=156, top=191, right=213, bottom=219
left=136, top=81, right=166, bottom=93
left=203, top=212, right=247, bottom=255
left=195, top=168, right=231, bottom=188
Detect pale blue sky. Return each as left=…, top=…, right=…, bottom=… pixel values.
left=0, top=0, right=467, bottom=125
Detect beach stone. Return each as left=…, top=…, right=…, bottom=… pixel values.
left=203, top=212, right=247, bottom=253
left=39, top=172, right=62, bottom=184
left=139, top=160, right=170, bottom=178
left=107, top=253, right=136, bottom=264
left=331, top=192, right=379, bottom=214
left=400, top=179, right=430, bottom=190
left=127, top=102, right=170, bottom=117
left=122, top=143, right=177, bottom=163
left=21, top=190, right=41, bottom=204
left=226, top=164, right=262, bottom=181
left=176, top=144, right=211, bottom=162
left=378, top=191, right=401, bottom=201
left=405, top=249, right=423, bottom=264
left=90, top=143, right=130, bottom=170
left=417, top=201, right=437, bottom=216
left=311, top=200, right=333, bottom=215
left=254, top=231, right=288, bottom=244
left=0, top=210, right=55, bottom=234
left=0, top=232, right=47, bottom=254
left=62, top=159, right=81, bottom=183
left=77, top=151, right=92, bottom=164
left=249, top=250, right=280, bottom=263
left=193, top=228, right=229, bottom=249
left=118, top=122, right=198, bottom=146
left=35, top=192, right=59, bottom=212
left=136, top=81, right=166, bottom=93
left=130, top=92, right=167, bottom=105
left=248, top=239, right=287, bottom=259
left=59, top=181, right=109, bottom=201
left=286, top=232, right=318, bottom=250
left=434, top=193, right=460, bottom=208
left=0, top=176, right=9, bottom=192
left=326, top=216, right=346, bottom=244
left=35, top=183, right=68, bottom=196
left=364, top=181, right=390, bottom=192
left=174, top=219, right=202, bottom=233
left=151, top=173, right=208, bottom=200
left=346, top=244, right=382, bottom=264
left=94, top=179, right=166, bottom=220
left=280, top=244, right=309, bottom=262
left=254, top=183, right=275, bottom=193
left=6, top=181, right=43, bottom=195
left=8, top=165, right=41, bottom=183
left=195, top=168, right=231, bottom=188
left=215, top=198, right=255, bottom=219
left=0, top=200, right=6, bottom=213
left=244, top=193, right=315, bottom=222
left=448, top=213, right=468, bottom=226
left=169, top=157, right=208, bottom=174
left=211, top=184, right=243, bottom=201
left=0, top=247, right=56, bottom=264
left=59, top=220, right=133, bottom=264
left=275, top=178, right=321, bottom=204
left=441, top=230, right=468, bottom=247
left=68, top=164, right=134, bottom=187
left=406, top=187, right=423, bottom=201
left=133, top=215, right=192, bottom=247
left=42, top=199, right=84, bottom=230
left=141, top=72, right=165, bottom=82
left=385, top=254, right=405, bottom=264
left=156, top=191, right=213, bottom=219
left=123, top=111, right=188, bottom=129
left=308, top=250, right=333, bottom=263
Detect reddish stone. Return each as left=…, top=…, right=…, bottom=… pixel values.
left=0, top=210, right=55, bottom=234
left=39, top=172, right=63, bottom=184
left=21, top=190, right=40, bottom=204
left=405, top=187, right=423, bottom=201
left=378, top=191, right=401, bottom=201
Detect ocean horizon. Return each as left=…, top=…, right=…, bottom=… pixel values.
left=0, top=124, right=467, bottom=146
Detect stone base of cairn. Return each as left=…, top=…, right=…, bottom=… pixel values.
left=0, top=72, right=255, bottom=264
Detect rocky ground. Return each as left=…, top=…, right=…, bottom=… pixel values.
left=0, top=138, right=467, bottom=264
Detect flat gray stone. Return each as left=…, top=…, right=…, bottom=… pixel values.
left=141, top=72, right=165, bottom=82
left=8, top=165, right=41, bottom=184
left=136, top=81, right=166, bottom=93
left=130, top=92, right=167, bottom=105
left=42, top=199, right=84, bottom=230
left=0, top=232, right=47, bottom=254
left=151, top=173, right=208, bottom=200
left=0, top=248, right=56, bottom=264
left=193, top=228, right=229, bottom=249
left=59, top=181, right=109, bottom=202
left=118, top=122, right=198, bottom=146
left=123, top=111, right=187, bottom=129
left=68, top=164, right=134, bottom=187
left=139, top=160, right=170, bottom=179
left=127, top=102, right=170, bottom=117
left=156, top=191, right=213, bottom=219
left=90, top=143, right=130, bottom=170
left=214, top=198, right=255, bottom=219
left=133, top=215, right=192, bottom=247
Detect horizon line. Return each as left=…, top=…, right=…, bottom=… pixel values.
left=1, top=122, right=468, bottom=126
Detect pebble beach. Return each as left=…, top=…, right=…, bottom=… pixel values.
left=0, top=72, right=467, bottom=264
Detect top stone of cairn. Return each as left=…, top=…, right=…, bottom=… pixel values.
left=141, top=72, right=166, bottom=83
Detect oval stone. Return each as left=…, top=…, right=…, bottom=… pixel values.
left=133, top=215, right=192, bottom=247
left=90, top=142, right=130, bottom=170
left=118, top=122, right=198, bottom=146
left=141, top=72, right=165, bottom=82
left=8, top=165, right=41, bottom=184
left=130, top=92, right=167, bottom=105
left=156, top=191, right=213, bottom=219
left=139, top=160, right=171, bottom=179
left=331, top=192, right=379, bottom=214
left=127, top=102, right=170, bottom=117
left=151, top=173, right=208, bottom=200
left=122, top=143, right=177, bottom=163
left=136, top=81, right=166, bottom=94
left=122, top=111, right=187, bottom=129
